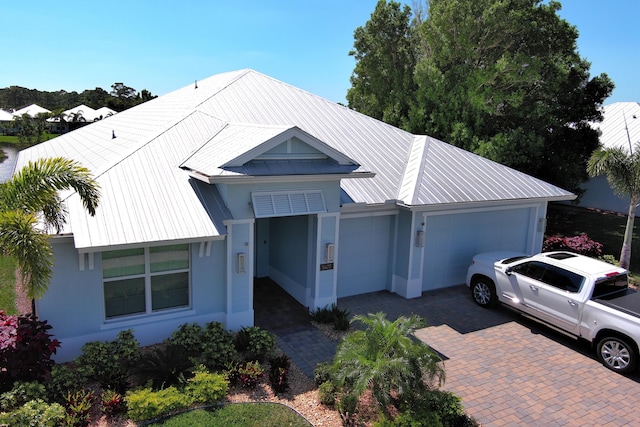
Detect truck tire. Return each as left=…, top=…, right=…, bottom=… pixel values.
left=471, top=277, right=498, bottom=308
left=597, top=336, right=637, bottom=374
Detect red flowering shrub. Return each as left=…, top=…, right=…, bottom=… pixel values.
left=0, top=311, right=60, bottom=392
left=542, top=233, right=603, bottom=258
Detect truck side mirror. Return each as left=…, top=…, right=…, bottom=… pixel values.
left=505, top=267, right=513, bottom=276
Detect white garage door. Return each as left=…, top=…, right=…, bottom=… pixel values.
left=423, top=208, right=532, bottom=290
left=337, top=215, right=393, bottom=297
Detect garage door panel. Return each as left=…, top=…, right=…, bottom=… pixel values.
left=423, top=208, right=531, bottom=290
left=338, top=216, right=392, bottom=298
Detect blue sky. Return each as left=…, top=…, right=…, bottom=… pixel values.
left=2, top=1, right=638, bottom=105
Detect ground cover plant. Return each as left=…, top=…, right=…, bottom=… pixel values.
left=0, top=322, right=295, bottom=426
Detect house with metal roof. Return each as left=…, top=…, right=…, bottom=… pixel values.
left=15, top=69, right=574, bottom=361
left=575, top=102, right=640, bottom=216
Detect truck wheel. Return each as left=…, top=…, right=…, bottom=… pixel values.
left=471, top=277, right=498, bottom=308
left=597, top=337, right=637, bottom=374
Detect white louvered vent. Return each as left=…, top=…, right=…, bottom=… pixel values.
left=251, top=190, right=327, bottom=218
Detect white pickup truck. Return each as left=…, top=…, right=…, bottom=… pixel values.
left=466, top=250, right=640, bottom=373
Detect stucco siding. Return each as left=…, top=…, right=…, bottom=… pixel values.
left=337, top=215, right=393, bottom=297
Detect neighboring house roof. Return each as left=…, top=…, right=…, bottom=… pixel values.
left=13, top=103, right=50, bottom=117
left=16, top=69, right=574, bottom=250
left=0, top=110, right=13, bottom=121
left=94, top=106, right=117, bottom=119
left=592, top=102, right=640, bottom=154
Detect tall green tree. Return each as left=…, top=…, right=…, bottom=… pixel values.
left=332, top=312, right=444, bottom=413
left=348, top=0, right=613, bottom=192
left=587, top=144, right=640, bottom=270
left=347, top=0, right=418, bottom=128
left=0, top=158, right=100, bottom=301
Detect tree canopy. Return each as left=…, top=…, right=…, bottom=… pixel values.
left=348, top=0, right=614, bottom=192
left=0, top=84, right=157, bottom=113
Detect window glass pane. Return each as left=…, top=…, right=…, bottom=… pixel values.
left=102, top=248, right=145, bottom=279
left=150, top=245, right=189, bottom=273
left=151, top=272, right=189, bottom=311
left=104, top=277, right=145, bottom=318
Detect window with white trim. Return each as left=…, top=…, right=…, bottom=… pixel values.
left=102, top=244, right=190, bottom=319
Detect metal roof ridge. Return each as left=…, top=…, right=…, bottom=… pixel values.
left=396, top=135, right=430, bottom=205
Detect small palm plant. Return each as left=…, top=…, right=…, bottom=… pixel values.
left=332, top=312, right=444, bottom=413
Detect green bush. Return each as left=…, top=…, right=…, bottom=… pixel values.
left=337, top=392, right=359, bottom=420
left=0, top=399, right=66, bottom=427
left=200, top=322, right=236, bottom=370
left=132, top=344, right=193, bottom=390
left=46, top=364, right=86, bottom=403
left=317, top=381, right=336, bottom=407
left=313, top=361, right=333, bottom=386
left=239, top=327, right=276, bottom=361
left=125, top=386, right=193, bottom=422
left=373, top=411, right=442, bottom=427
left=0, top=381, right=47, bottom=412
left=168, top=322, right=204, bottom=354
left=184, top=366, right=229, bottom=404
left=75, top=329, right=140, bottom=391
left=310, top=306, right=334, bottom=324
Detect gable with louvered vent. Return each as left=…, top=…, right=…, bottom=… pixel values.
left=251, top=190, right=327, bottom=218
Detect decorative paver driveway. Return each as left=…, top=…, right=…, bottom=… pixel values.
left=340, top=285, right=640, bottom=426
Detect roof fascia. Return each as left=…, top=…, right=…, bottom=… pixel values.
left=187, top=170, right=375, bottom=185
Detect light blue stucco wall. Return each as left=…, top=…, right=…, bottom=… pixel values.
left=39, top=238, right=228, bottom=362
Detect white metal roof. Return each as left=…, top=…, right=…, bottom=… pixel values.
left=0, top=110, right=13, bottom=121
left=16, top=69, right=574, bottom=250
left=592, top=102, right=640, bottom=154
left=12, top=103, right=50, bottom=117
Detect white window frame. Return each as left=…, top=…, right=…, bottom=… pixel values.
left=102, top=245, right=191, bottom=320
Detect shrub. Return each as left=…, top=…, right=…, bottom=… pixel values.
left=237, top=360, right=264, bottom=388
left=542, top=233, right=603, bottom=257
left=75, top=329, right=139, bottom=391
left=132, top=344, right=193, bottom=390
left=310, top=306, right=334, bottom=324
left=100, top=389, right=126, bottom=416
left=126, top=386, right=192, bottom=422
left=184, top=365, right=229, bottom=404
left=168, top=322, right=204, bottom=355
left=0, top=380, right=47, bottom=412
left=0, top=399, right=66, bottom=427
left=200, top=322, right=236, bottom=370
left=238, top=326, right=276, bottom=361
left=0, top=311, right=60, bottom=392
left=64, top=389, right=93, bottom=427
left=46, top=364, right=86, bottom=403
left=313, top=361, right=333, bottom=386
left=268, top=354, right=290, bottom=393
left=310, top=304, right=351, bottom=331
left=318, top=381, right=337, bottom=406
left=337, top=392, right=359, bottom=422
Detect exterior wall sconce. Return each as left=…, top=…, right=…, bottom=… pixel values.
left=237, top=252, right=246, bottom=273
left=325, top=243, right=335, bottom=263
left=415, top=230, right=425, bottom=248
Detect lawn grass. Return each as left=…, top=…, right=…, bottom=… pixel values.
left=0, top=133, right=57, bottom=145
left=0, top=254, right=17, bottom=314
left=147, top=403, right=312, bottom=427
left=546, top=203, right=640, bottom=274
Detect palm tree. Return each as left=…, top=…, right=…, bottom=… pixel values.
left=0, top=157, right=100, bottom=301
left=332, top=312, right=444, bottom=411
left=587, top=142, right=640, bottom=270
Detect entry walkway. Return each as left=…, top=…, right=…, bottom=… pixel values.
left=256, top=281, right=640, bottom=426
left=254, top=279, right=337, bottom=377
